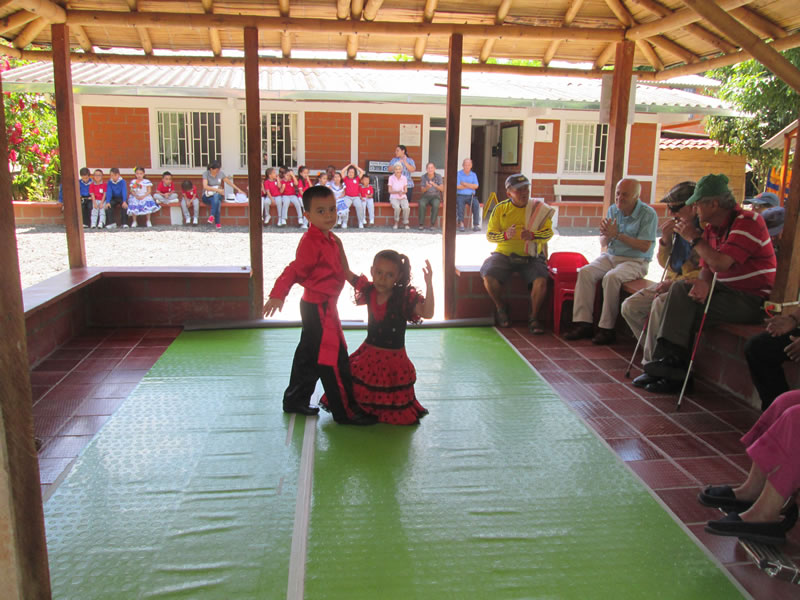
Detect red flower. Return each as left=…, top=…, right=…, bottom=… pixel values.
left=9, top=149, right=17, bottom=162
left=27, top=163, right=34, bottom=173
left=17, top=98, right=24, bottom=110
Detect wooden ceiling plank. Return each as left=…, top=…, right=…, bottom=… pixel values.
left=627, top=0, right=755, bottom=41
left=362, top=0, right=384, bottom=22
left=13, top=15, right=46, bottom=48
left=636, top=39, right=663, bottom=70
left=0, top=10, right=38, bottom=36
left=11, top=0, right=64, bottom=23
left=630, top=0, right=737, bottom=54
left=679, top=1, right=800, bottom=93
left=730, top=6, right=787, bottom=40
left=655, top=32, right=800, bottom=80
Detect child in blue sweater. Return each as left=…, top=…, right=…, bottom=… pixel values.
left=105, top=167, right=129, bottom=229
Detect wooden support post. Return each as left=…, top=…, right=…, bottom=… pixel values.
left=243, top=27, right=263, bottom=319
left=603, top=40, right=634, bottom=214
left=52, top=22, right=85, bottom=268
left=772, top=107, right=800, bottom=304
left=0, top=71, right=53, bottom=600
left=443, top=33, right=462, bottom=320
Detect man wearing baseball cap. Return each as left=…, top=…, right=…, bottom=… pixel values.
left=644, top=173, right=776, bottom=389
left=747, top=191, right=780, bottom=213
left=621, top=181, right=702, bottom=393
left=480, top=173, right=553, bottom=332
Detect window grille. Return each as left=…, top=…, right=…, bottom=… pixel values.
left=563, top=122, right=608, bottom=173
left=239, top=112, right=298, bottom=168
left=157, top=111, right=221, bottom=168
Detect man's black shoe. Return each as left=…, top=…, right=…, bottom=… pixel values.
left=564, top=322, right=593, bottom=341
left=643, top=356, right=687, bottom=381
left=592, top=328, right=616, bottom=345
left=645, top=377, right=692, bottom=395
left=632, top=373, right=658, bottom=388
left=336, top=413, right=378, bottom=426
left=283, top=404, right=320, bottom=416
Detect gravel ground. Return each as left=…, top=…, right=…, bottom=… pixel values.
left=14, top=224, right=663, bottom=321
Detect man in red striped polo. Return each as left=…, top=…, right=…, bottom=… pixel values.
left=643, top=173, right=776, bottom=393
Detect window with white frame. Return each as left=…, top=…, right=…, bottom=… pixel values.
left=428, top=117, right=446, bottom=169
left=563, top=122, right=609, bottom=174
left=239, top=112, right=298, bottom=168
left=157, top=111, right=221, bottom=168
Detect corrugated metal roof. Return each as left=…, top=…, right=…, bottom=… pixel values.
left=761, top=119, right=798, bottom=151
left=659, top=138, right=720, bottom=151
left=0, top=63, right=735, bottom=114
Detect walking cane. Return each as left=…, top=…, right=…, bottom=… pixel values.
left=624, top=235, right=677, bottom=378
left=676, top=272, right=718, bottom=411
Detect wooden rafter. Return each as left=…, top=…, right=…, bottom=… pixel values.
left=414, top=0, right=438, bottom=60
left=648, top=33, right=698, bottom=64
left=65, top=11, right=625, bottom=43
left=281, top=32, right=291, bottom=57
left=635, top=39, right=663, bottom=71
left=346, top=34, right=358, bottom=58
left=0, top=10, right=38, bottom=36
left=629, top=0, right=737, bottom=55
left=680, top=0, right=800, bottom=93
left=71, top=23, right=93, bottom=53
left=594, top=42, right=616, bottom=69
left=351, top=0, right=365, bottom=20
left=729, top=6, right=787, bottom=40
left=336, top=0, right=349, bottom=20
left=479, top=0, right=513, bottom=62
left=11, top=0, right=65, bottom=23
left=360, top=0, right=382, bottom=22
left=543, top=0, right=585, bottom=67
left=13, top=16, right=46, bottom=48
left=627, top=0, right=755, bottom=41
left=201, top=0, right=222, bottom=56
left=125, top=0, right=152, bottom=55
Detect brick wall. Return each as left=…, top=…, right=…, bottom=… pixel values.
left=304, top=112, right=351, bottom=171
left=13, top=201, right=63, bottom=226
left=82, top=106, right=151, bottom=169
left=357, top=113, right=423, bottom=171
left=532, top=119, right=560, bottom=173
left=26, top=288, right=88, bottom=367
left=627, top=123, right=657, bottom=176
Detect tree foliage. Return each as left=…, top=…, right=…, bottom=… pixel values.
left=1, top=55, right=60, bottom=201
left=705, top=48, right=800, bottom=191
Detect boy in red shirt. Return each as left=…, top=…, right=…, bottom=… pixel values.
left=359, top=174, right=375, bottom=227
left=264, top=185, right=376, bottom=425
left=89, top=169, right=107, bottom=229
left=180, top=179, right=199, bottom=225
left=154, top=171, right=178, bottom=207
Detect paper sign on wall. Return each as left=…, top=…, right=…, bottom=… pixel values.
left=399, top=124, right=421, bottom=147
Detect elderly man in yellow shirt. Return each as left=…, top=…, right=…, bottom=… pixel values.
left=480, top=173, right=554, bottom=333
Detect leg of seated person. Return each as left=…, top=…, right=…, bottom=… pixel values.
left=597, top=258, right=648, bottom=330
left=429, top=198, right=440, bottom=229
left=652, top=281, right=699, bottom=362
left=621, top=286, right=657, bottom=342
left=642, top=292, right=669, bottom=364
left=529, top=276, right=547, bottom=321
left=745, top=330, right=793, bottom=411
left=417, top=196, right=429, bottom=228
left=571, top=254, right=615, bottom=325
left=482, top=275, right=506, bottom=312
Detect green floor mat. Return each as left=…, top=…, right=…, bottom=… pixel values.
left=42, top=328, right=745, bottom=599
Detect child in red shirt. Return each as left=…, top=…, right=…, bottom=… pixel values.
left=262, top=167, right=282, bottom=227
left=359, top=174, right=375, bottom=228
left=89, top=169, right=107, bottom=229
left=154, top=171, right=178, bottom=207
left=180, top=179, right=199, bottom=225
left=264, top=185, right=376, bottom=426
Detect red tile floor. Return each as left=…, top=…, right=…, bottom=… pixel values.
left=30, top=325, right=798, bottom=598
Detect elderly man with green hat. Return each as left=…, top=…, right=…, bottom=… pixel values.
left=643, top=173, right=777, bottom=392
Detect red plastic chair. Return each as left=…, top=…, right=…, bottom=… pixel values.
left=548, top=252, right=589, bottom=335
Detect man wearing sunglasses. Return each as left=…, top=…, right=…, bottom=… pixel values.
left=621, top=181, right=701, bottom=393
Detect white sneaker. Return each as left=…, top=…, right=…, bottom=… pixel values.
left=358, top=223, right=364, bottom=229
left=185, top=217, right=191, bottom=225
left=131, top=220, right=137, bottom=228
left=122, top=224, right=128, bottom=228
left=146, top=221, right=153, bottom=228
left=106, top=223, right=117, bottom=229
left=192, top=217, right=198, bottom=225
left=341, top=223, right=347, bottom=229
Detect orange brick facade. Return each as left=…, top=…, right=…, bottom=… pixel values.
left=627, top=123, right=657, bottom=176
left=532, top=119, right=560, bottom=174
left=357, top=113, right=423, bottom=170
left=304, top=112, right=351, bottom=169
left=82, top=106, right=151, bottom=169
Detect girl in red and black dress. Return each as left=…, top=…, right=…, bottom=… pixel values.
left=325, top=250, right=434, bottom=425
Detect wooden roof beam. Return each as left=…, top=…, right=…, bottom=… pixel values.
left=0, top=10, right=38, bottom=36
left=648, top=33, right=698, bottom=63
left=627, top=0, right=755, bottom=41
left=605, top=0, right=685, bottom=69
left=11, top=0, right=65, bottom=23
left=594, top=42, right=615, bottom=68
left=71, top=23, right=93, bottom=53
left=281, top=32, right=291, bottom=58
left=337, top=0, right=349, bottom=20
left=544, top=0, right=585, bottom=67
left=414, top=0, right=438, bottom=60
left=479, top=0, right=513, bottom=63
left=729, top=7, right=787, bottom=40
left=126, top=1, right=152, bottom=55
left=654, top=32, right=800, bottom=80
left=66, top=11, right=626, bottom=42
left=629, top=0, right=737, bottom=54
left=351, top=0, right=365, bottom=20
left=13, top=16, right=47, bottom=48
left=346, top=34, right=358, bottom=58
left=636, top=39, right=663, bottom=70
left=363, top=0, right=383, bottom=22
left=201, top=1, right=222, bottom=56
left=672, top=3, right=800, bottom=93
left=279, top=0, right=290, bottom=17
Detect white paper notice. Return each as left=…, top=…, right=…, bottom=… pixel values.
left=399, top=124, right=421, bottom=147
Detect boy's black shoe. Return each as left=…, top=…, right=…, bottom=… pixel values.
left=283, top=404, right=320, bottom=416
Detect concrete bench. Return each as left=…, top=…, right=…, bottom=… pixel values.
left=553, top=184, right=605, bottom=202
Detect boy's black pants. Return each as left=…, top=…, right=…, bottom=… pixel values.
left=283, top=300, right=356, bottom=422
left=81, top=195, right=91, bottom=226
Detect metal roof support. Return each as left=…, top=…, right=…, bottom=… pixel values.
left=52, top=22, right=86, bottom=269
left=443, top=33, right=462, bottom=320
left=0, top=70, right=54, bottom=600
left=603, top=40, right=635, bottom=215
left=244, top=26, right=264, bottom=319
